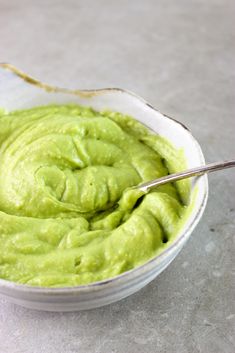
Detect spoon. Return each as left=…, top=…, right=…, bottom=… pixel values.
left=135, top=160, right=235, bottom=193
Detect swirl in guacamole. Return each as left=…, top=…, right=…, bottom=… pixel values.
left=0, top=104, right=190, bottom=287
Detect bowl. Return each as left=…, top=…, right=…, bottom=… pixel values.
left=0, top=64, right=208, bottom=311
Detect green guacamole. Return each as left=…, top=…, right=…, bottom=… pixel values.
left=0, top=104, right=190, bottom=287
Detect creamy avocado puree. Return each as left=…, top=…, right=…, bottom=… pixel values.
left=0, top=104, right=190, bottom=287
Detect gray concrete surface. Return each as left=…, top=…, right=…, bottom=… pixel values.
left=0, top=0, right=234, bottom=352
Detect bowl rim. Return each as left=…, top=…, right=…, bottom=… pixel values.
left=0, top=63, right=208, bottom=295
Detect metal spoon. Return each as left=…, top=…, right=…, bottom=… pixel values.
left=135, top=160, right=235, bottom=193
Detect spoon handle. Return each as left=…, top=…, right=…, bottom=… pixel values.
left=137, top=159, right=235, bottom=193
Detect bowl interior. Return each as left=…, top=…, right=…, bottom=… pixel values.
left=0, top=65, right=208, bottom=292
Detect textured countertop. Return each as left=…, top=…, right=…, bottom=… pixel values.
left=0, top=0, right=234, bottom=352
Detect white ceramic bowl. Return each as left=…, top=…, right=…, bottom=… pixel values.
left=0, top=64, right=208, bottom=311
